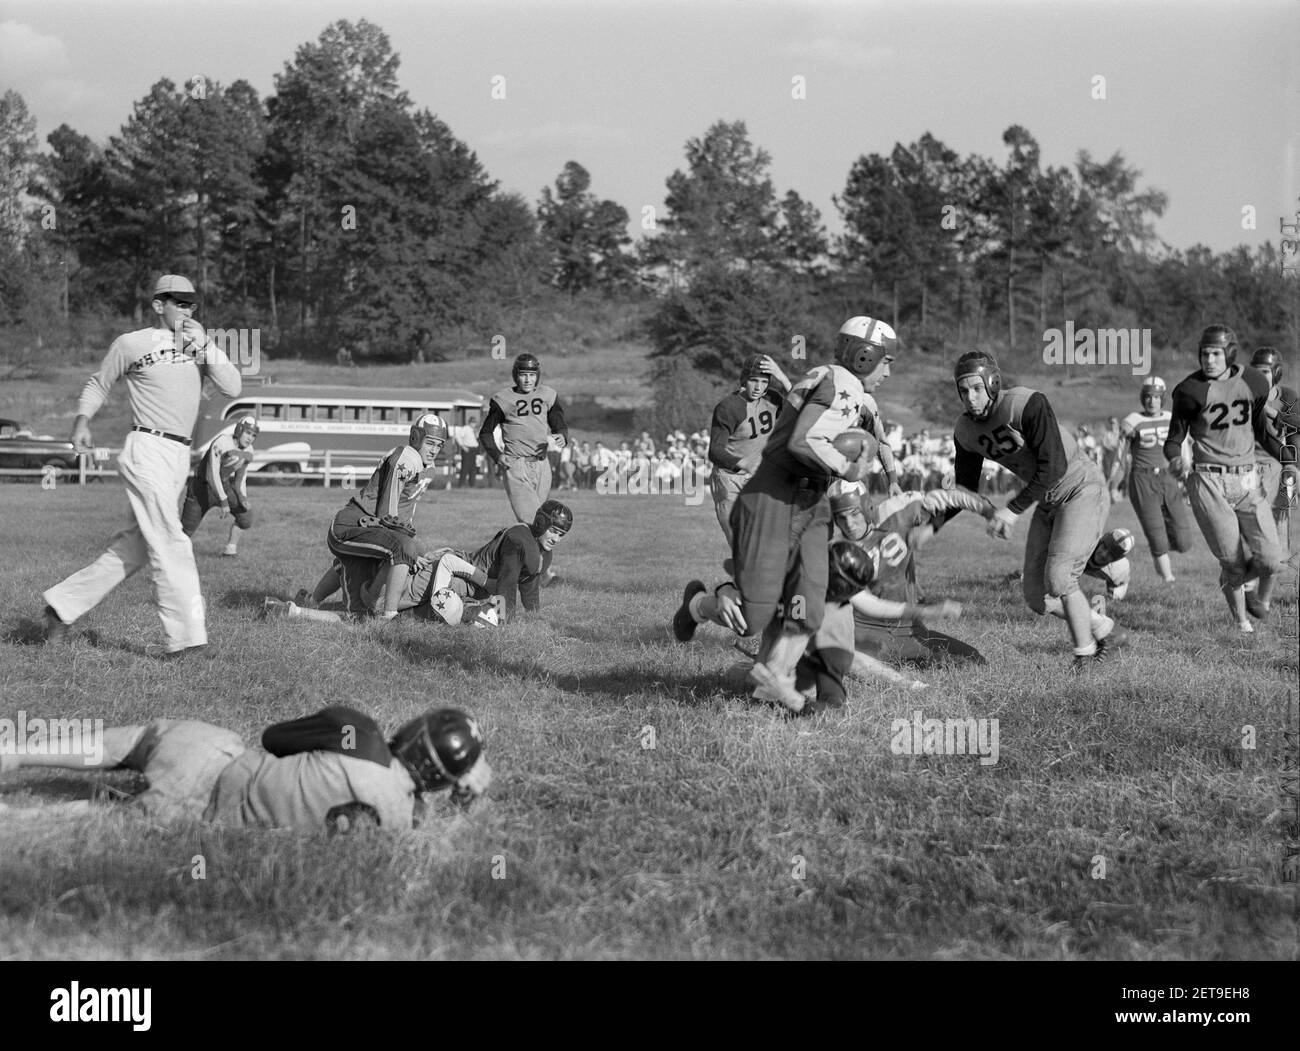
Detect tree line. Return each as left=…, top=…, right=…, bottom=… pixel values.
left=0, top=17, right=1292, bottom=407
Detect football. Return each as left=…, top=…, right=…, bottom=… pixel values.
left=832, top=428, right=872, bottom=460
left=430, top=587, right=464, bottom=626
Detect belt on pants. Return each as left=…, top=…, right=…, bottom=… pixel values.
left=132, top=426, right=192, bottom=446
left=1194, top=463, right=1253, bottom=475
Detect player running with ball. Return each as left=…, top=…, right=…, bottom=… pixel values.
left=944, top=351, right=1128, bottom=672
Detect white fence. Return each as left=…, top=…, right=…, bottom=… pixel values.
left=0, top=449, right=454, bottom=488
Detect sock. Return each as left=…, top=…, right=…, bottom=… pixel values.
left=1091, top=611, right=1114, bottom=640
left=688, top=592, right=708, bottom=623
left=1074, top=642, right=1098, bottom=657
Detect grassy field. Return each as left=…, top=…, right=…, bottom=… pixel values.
left=1, top=477, right=1296, bottom=960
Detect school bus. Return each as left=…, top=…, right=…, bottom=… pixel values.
left=192, top=382, right=484, bottom=484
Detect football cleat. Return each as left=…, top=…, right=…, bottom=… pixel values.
left=1070, top=637, right=1112, bottom=674
left=293, top=588, right=317, bottom=609
left=673, top=580, right=707, bottom=642
left=1244, top=592, right=1270, bottom=621
left=747, top=661, right=806, bottom=714
left=43, top=605, right=69, bottom=644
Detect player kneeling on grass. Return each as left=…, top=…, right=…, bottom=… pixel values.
left=306, top=413, right=447, bottom=621
left=182, top=414, right=259, bottom=556
left=0, top=706, right=491, bottom=830
left=286, top=500, right=573, bottom=625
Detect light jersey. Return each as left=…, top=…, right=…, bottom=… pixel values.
left=1166, top=365, right=1271, bottom=468
left=77, top=326, right=241, bottom=435
left=205, top=750, right=417, bottom=830
left=854, top=489, right=989, bottom=629
left=354, top=445, right=431, bottom=522
left=491, top=383, right=559, bottom=457
left=710, top=389, right=784, bottom=474
left=1119, top=410, right=1171, bottom=472
left=954, top=387, right=1078, bottom=485
left=761, top=364, right=874, bottom=478
left=202, top=432, right=251, bottom=501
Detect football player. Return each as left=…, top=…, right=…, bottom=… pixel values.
left=675, top=316, right=901, bottom=716
left=1248, top=346, right=1299, bottom=537
left=181, top=414, right=259, bottom=556
left=1166, top=327, right=1287, bottom=631
left=1107, top=376, right=1196, bottom=583
left=944, top=351, right=1128, bottom=672
left=708, top=354, right=792, bottom=546
left=301, top=414, right=447, bottom=620
left=0, top=706, right=491, bottom=829
left=479, top=354, right=569, bottom=524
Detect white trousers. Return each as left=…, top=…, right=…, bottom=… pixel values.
left=45, top=431, right=207, bottom=651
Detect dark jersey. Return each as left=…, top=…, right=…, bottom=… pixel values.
left=1164, top=365, right=1271, bottom=468
left=1256, top=384, right=1300, bottom=465
left=952, top=387, right=1077, bottom=514
left=472, top=523, right=544, bottom=615
left=855, top=489, right=990, bottom=630
left=709, top=389, right=784, bottom=474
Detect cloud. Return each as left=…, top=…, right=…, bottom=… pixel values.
left=0, top=20, right=69, bottom=76
left=777, top=37, right=896, bottom=71
left=0, top=21, right=99, bottom=133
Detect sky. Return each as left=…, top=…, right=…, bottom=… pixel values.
left=1, top=0, right=1295, bottom=254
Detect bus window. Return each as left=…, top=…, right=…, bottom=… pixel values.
left=344, top=406, right=368, bottom=422
left=259, top=403, right=283, bottom=421
left=288, top=404, right=312, bottom=422
left=318, top=405, right=341, bottom=422
left=374, top=406, right=396, bottom=423
left=399, top=407, right=418, bottom=423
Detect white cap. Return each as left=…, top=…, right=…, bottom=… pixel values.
left=153, top=274, right=197, bottom=298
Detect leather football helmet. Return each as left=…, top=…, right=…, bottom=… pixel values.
left=1198, top=325, right=1238, bottom=368
left=835, top=316, right=897, bottom=379
left=827, top=540, right=876, bottom=602
left=233, top=415, right=260, bottom=439
left=410, top=412, right=449, bottom=447
left=532, top=499, right=573, bottom=537
left=512, top=353, right=541, bottom=383
left=954, top=351, right=1002, bottom=419
left=1140, top=376, right=1166, bottom=409
left=388, top=708, right=485, bottom=794
left=1251, top=346, right=1282, bottom=385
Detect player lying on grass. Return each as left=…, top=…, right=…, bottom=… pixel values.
left=0, top=706, right=490, bottom=831
left=286, top=500, right=573, bottom=624
left=315, top=413, right=448, bottom=622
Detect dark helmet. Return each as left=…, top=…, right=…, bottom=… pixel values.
left=512, top=353, right=541, bottom=381
left=740, top=354, right=768, bottom=383
left=1198, top=325, right=1238, bottom=368
left=954, top=351, right=1002, bottom=418
left=1251, top=346, right=1282, bottom=385
left=388, top=708, right=485, bottom=794
left=827, top=540, right=876, bottom=602
left=1139, top=376, right=1166, bottom=407
left=835, top=316, right=897, bottom=379
left=532, top=499, right=573, bottom=537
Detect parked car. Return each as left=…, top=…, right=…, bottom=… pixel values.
left=0, top=418, right=85, bottom=478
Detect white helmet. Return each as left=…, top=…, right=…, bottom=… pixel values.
left=835, top=316, right=897, bottom=378
left=430, top=588, right=464, bottom=626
